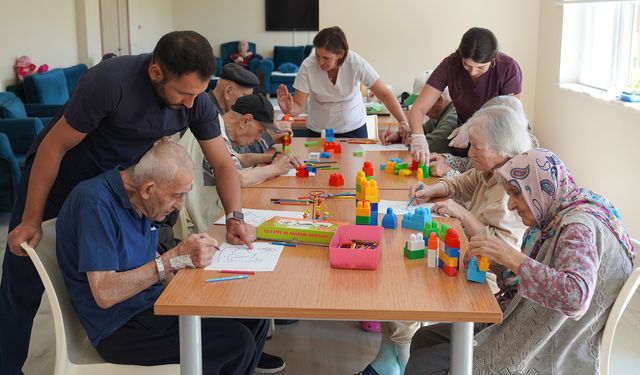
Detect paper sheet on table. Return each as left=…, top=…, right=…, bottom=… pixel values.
left=205, top=242, right=284, bottom=272
left=283, top=169, right=315, bottom=177
left=377, top=200, right=441, bottom=216
left=214, top=208, right=305, bottom=227
left=358, top=144, right=409, bottom=152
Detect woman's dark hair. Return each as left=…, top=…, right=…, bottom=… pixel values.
left=152, top=31, right=216, bottom=81
left=457, top=27, right=499, bottom=64
left=313, top=26, right=349, bottom=64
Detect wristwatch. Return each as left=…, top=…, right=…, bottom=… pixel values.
left=226, top=211, right=245, bottom=223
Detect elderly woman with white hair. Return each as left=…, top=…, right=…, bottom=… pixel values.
left=355, top=105, right=531, bottom=375
left=428, top=95, right=539, bottom=177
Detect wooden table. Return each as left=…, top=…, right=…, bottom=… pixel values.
left=257, top=138, right=433, bottom=190
left=155, top=189, right=502, bottom=375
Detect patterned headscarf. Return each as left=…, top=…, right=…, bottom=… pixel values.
left=493, top=148, right=635, bottom=309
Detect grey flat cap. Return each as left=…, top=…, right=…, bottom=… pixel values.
left=219, top=63, right=260, bottom=88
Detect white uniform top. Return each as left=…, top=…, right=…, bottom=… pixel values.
left=294, top=50, right=380, bottom=134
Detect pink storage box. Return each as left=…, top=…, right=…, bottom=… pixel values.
left=329, top=225, right=383, bottom=270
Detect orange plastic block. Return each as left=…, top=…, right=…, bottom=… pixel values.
left=384, top=162, right=396, bottom=174
left=356, top=200, right=371, bottom=217
left=439, top=249, right=459, bottom=268
left=478, top=256, right=490, bottom=272
left=416, top=168, right=424, bottom=181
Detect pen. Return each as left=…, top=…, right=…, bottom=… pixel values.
left=206, top=275, right=249, bottom=283
left=220, top=270, right=255, bottom=275
left=407, top=184, right=425, bottom=207
left=271, top=241, right=297, bottom=247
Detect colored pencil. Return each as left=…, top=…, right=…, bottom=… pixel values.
left=271, top=242, right=297, bottom=247
left=407, top=184, right=425, bottom=207
left=206, top=275, right=249, bottom=283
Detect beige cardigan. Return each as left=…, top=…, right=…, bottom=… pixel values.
left=437, top=168, right=526, bottom=251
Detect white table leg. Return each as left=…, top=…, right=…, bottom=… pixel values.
left=450, top=322, right=473, bottom=375
left=179, top=315, right=203, bottom=375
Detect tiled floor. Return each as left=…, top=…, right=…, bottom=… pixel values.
left=1, top=213, right=639, bottom=374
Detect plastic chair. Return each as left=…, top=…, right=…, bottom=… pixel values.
left=21, top=219, right=179, bottom=375
left=366, top=115, right=379, bottom=138
left=600, top=240, right=640, bottom=375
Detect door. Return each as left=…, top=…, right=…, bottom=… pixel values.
left=99, top=0, right=130, bottom=56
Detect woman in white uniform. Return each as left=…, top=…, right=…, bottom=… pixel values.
left=277, top=26, right=407, bottom=138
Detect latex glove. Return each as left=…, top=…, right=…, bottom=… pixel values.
left=410, top=134, right=429, bottom=165
left=448, top=126, right=469, bottom=149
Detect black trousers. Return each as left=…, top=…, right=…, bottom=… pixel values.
left=96, top=309, right=269, bottom=375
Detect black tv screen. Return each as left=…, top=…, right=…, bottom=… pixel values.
left=266, top=0, right=319, bottom=31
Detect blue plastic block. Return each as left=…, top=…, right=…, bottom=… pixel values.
left=320, top=152, right=331, bottom=158
left=466, top=257, right=487, bottom=284
left=390, top=157, right=401, bottom=163
left=401, top=207, right=432, bottom=231
left=444, top=245, right=460, bottom=259
left=380, top=163, right=386, bottom=171
left=370, top=202, right=378, bottom=211
left=305, top=166, right=317, bottom=173
left=381, top=207, right=397, bottom=229
left=369, top=210, right=378, bottom=226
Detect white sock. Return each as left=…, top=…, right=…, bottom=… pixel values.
left=395, top=342, right=411, bottom=373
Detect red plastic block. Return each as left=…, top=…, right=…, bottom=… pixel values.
left=362, top=161, right=374, bottom=177
left=445, top=228, right=460, bottom=249
left=333, top=143, right=342, bottom=153
left=329, top=173, right=345, bottom=186
left=295, top=166, right=309, bottom=177
left=324, top=142, right=335, bottom=152
left=409, top=159, right=419, bottom=171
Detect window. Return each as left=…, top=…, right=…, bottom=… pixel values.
left=562, top=1, right=640, bottom=92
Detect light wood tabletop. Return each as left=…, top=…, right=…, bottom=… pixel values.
left=155, top=189, right=502, bottom=323
left=255, top=138, right=434, bottom=190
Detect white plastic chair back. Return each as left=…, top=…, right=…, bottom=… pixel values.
left=600, top=238, right=640, bottom=375
left=366, top=114, right=379, bottom=138
left=22, top=219, right=178, bottom=375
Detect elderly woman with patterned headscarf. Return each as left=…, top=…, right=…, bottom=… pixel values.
left=406, top=148, right=636, bottom=374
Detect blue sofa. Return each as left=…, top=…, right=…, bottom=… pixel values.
left=257, top=45, right=313, bottom=95
left=7, top=63, right=88, bottom=105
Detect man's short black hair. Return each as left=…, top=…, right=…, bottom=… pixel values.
left=152, top=31, right=216, bottom=81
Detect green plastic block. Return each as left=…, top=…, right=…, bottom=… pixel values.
left=305, top=141, right=320, bottom=147
left=353, top=151, right=364, bottom=156
left=356, top=215, right=371, bottom=225
left=404, top=246, right=425, bottom=259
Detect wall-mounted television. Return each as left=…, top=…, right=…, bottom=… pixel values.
left=265, top=0, right=319, bottom=31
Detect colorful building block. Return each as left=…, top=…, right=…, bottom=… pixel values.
left=320, top=152, right=332, bottom=159
left=353, top=150, right=363, bottom=157
left=295, top=166, right=309, bottom=177
left=426, top=232, right=438, bottom=268
left=390, top=157, right=401, bottom=163
left=466, top=257, right=487, bottom=284
left=418, top=164, right=429, bottom=177
left=404, top=233, right=425, bottom=259
left=409, top=159, right=419, bottom=171
left=384, top=162, right=396, bottom=174
left=362, top=161, right=374, bottom=177
left=356, top=200, right=371, bottom=217
left=304, top=140, right=320, bottom=147
left=325, top=128, right=335, bottom=143
left=398, top=169, right=412, bottom=177
left=324, top=142, right=335, bottom=152
left=329, top=173, right=344, bottom=186
left=361, top=180, right=379, bottom=203
left=380, top=163, right=386, bottom=171
left=477, top=256, right=490, bottom=272
left=402, top=207, right=432, bottom=231
left=416, top=168, right=424, bottom=181
left=381, top=207, right=397, bottom=229
left=309, top=152, right=320, bottom=161
left=333, top=143, right=342, bottom=153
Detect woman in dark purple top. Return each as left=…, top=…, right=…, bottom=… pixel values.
left=408, top=27, right=522, bottom=164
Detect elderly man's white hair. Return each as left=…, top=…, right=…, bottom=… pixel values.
left=129, top=138, right=195, bottom=187
left=482, top=95, right=527, bottom=127
left=466, top=105, right=532, bottom=158
left=413, top=70, right=451, bottom=101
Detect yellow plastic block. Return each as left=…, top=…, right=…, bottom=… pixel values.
left=385, top=162, right=396, bottom=174
left=439, top=249, right=458, bottom=268
left=356, top=200, right=371, bottom=216
left=478, top=256, right=490, bottom=272
left=417, top=168, right=424, bottom=181
left=361, top=180, right=379, bottom=198
left=398, top=169, right=412, bottom=177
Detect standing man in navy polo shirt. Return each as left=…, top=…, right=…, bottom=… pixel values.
left=1, top=31, right=251, bottom=375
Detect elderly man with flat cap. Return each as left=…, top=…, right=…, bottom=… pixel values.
left=212, top=63, right=292, bottom=154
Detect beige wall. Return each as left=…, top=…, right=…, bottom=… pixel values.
left=129, top=0, right=174, bottom=54
left=0, top=0, right=80, bottom=90
left=172, top=0, right=540, bottom=118
left=534, top=1, right=640, bottom=237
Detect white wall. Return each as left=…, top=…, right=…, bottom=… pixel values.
left=534, top=1, right=640, bottom=236
left=0, top=0, right=80, bottom=90
left=129, top=0, right=174, bottom=54
left=172, top=0, right=540, bottom=118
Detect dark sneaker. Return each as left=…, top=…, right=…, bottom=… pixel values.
left=255, top=352, right=285, bottom=374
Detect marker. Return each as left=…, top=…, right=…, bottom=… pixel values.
left=220, top=270, right=256, bottom=275
left=271, top=241, right=297, bottom=247
left=206, top=275, right=249, bottom=283
left=407, top=184, right=425, bottom=207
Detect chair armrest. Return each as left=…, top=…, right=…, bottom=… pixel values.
left=249, top=58, right=261, bottom=73
left=0, top=118, right=44, bottom=155
left=258, top=58, right=275, bottom=77
left=24, top=104, right=63, bottom=119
